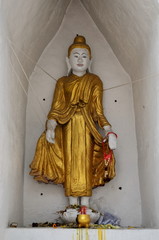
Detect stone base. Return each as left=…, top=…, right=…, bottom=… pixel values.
left=59, top=207, right=100, bottom=224
left=5, top=228, right=159, bottom=240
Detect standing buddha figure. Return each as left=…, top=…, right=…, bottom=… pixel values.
left=29, top=35, right=117, bottom=207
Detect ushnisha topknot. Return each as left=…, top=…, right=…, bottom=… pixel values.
left=68, top=35, right=91, bottom=59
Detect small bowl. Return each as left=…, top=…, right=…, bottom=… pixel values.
left=77, top=214, right=90, bottom=228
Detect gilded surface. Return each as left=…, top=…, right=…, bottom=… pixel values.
left=29, top=73, right=116, bottom=197
left=98, top=229, right=106, bottom=240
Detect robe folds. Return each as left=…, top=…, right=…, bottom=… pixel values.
left=29, top=73, right=116, bottom=197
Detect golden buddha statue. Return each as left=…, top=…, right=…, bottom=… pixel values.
left=29, top=35, right=117, bottom=207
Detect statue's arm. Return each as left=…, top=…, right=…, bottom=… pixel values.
left=93, top=79, right=111, bottom=128
left=46, top=79, right=65, bottom=143
left=47, top=78, right=65, bottom=120
left=93, top=79, right=117, bottom=150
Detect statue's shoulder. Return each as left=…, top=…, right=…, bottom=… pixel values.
left=56, top=76, right=67, bottom=84
left=87, top=73, right=102, bottom=84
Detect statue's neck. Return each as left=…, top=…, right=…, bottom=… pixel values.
left=72, top=70, right=86, bottom=77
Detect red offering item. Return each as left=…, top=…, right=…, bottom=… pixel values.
left=106, top=132, right=118, bottom=138
left=102, top=141, right=113, bottom=164
left=80, top=206, right=87, bottom=214
left=102, top=131, right=117, bottom=164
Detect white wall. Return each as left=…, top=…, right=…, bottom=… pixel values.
left=133, top=75, right=159, bottom=227
left=2, top=0, right=71, bottom=77
left=0, top=1, right=71, bottom=238
left=81, top=0, right=159, bottom=227
left=132, top=20, right=159, bottom=228
left=81, top=0, right=159, bottom=81
left=24, top=0, right=141, bottom=227
left=0, top=7, right=25, bottom=231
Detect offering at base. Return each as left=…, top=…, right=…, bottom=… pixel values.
left=97, top=212, right=121, bottom=226
left=58, top=205, right=100, bottom=224
left=77, top=214, right=90, bottom=228
left=77, top=206, right=90, bottom=228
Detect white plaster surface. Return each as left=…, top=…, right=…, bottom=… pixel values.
left=133, top=76, right=159, bottom=228
left=81, top=0, right=159, bottom=228
left=0, top=1, right=70, bottom=239
left=81, top=0, right=159, bottom=81
left=5, top=228, right=159, bottom=240
left=24, top=0, right=141, bottom=227
left=0, top=7, right=25, bottom=232
left=2, top=0, right=71, bottom=78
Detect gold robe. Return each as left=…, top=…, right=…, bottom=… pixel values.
left=30, top=73, right=115, bottom=197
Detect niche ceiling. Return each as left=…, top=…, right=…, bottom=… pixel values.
left=3, top=0, right=159, bottom=79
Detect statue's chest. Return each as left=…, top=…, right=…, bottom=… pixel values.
left=63, top=80, right=82, bottom=101
left=64, top=80, right=80, bottom=93
left=63, top=78, right=93, bottom=104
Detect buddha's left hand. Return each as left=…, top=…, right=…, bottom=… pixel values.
left=46, top=119, right=57, bottom=143
left=103, top=125, right=117, bottom=150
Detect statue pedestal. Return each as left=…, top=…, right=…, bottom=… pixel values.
left=59, top=207, right=100, bottom=224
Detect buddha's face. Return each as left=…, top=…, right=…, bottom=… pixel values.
left=68, top=48, right=91, bottom=75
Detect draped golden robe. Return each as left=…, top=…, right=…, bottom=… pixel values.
left=30, top=73, right=115, bottom=197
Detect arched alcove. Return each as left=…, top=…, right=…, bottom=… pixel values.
left=1, top=0, right=159, bottom=239
left=24, top=0, right=141, bottom=227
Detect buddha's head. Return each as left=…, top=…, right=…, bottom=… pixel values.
left=66, top=35, right=92, bottom=76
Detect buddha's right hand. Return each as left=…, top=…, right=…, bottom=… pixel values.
left=46, top=119, right=57, bottom=143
